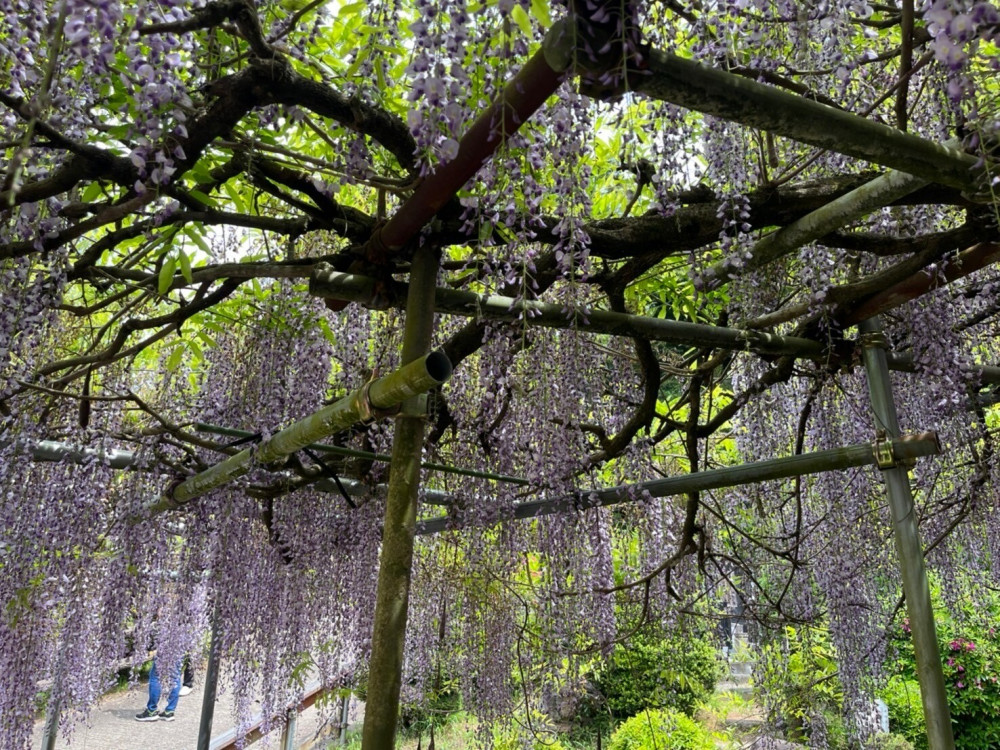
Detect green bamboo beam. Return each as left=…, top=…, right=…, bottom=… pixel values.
left=634, top=48, right=983, bottom=191
left=311, top=265, right=1000, bottom=386
left=860, top=318, right=954, bottom=750
left=416, top=431, right=941, bottom=535
left=702, top=168, right=931, bottom=289
left=19, top=439, right=138, bottom=469
left=193, top=422, right=530, bottom=487
left=362, top=245, right=440, bottom=749
left=310, top=263, right=825, bottom=358
left=888, top=353, right=1000, bottom=386
left=140, top=350, right=452, bottom=516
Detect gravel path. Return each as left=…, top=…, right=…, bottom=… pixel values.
left=31, top=678, right=345, bottom=750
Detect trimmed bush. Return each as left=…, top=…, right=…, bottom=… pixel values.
left=594, top=632, right=720, bottom=719
left=608, top=708, right=714, bottom=750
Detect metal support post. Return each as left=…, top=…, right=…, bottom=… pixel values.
left=361, top=245, right=440, bottom=749
left=859, top=316, right=954, bottom=750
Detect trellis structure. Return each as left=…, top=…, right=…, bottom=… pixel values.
left=4, top=2, right=1000, bottom=750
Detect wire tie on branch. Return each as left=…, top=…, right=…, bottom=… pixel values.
left=224, top=431, right=262, bottom=448
left=302, top=447, right=357, bottom=509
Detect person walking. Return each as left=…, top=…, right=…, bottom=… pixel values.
left=179, top=656, right=195, bottom=696
left=135, top=657, right=182, bottom=721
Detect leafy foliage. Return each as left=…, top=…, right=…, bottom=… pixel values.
left=2, top=0, right=1000, bottom=748
left=755, top=625, right=843, bottom=742
left=592, top=631, right=721, bottom=720
left=607, top=708, right=714, bottom=750
left=889, top=598, right=1000, bottom=750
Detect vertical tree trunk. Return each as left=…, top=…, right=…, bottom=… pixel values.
left=362, top=245, right=440, bottom=748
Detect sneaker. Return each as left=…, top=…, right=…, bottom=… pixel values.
left=135, top=709, right=159, bottom=722
left=179, top=685, right=193, bottom=696
left=159, top=710, right=175, bottom=722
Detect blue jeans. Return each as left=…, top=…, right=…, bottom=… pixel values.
left=146, top=658, right=182, bottom=713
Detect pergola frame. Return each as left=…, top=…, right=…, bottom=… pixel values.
left=17, top=4, right=1000, bottom=750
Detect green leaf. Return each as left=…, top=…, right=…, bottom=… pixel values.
left=529, top=0, right=551, bottom=28
left=177, top=249, right=193, bottom=283
left=184, top=225, right=212, bottom=256
left=338, top=1, right=365, bottom=15
left=81, top=181, right=104, bottom=202
left=166, top=345, right=184, bottom=372
left=187, top=189, right=218, bottom=208
left=510, top=4, right=533, bottom=37
left=158, top=257, right=177, bottom=295
left=222, top=181, right=246, bottom=213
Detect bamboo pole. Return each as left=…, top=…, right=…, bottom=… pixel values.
left=416, top=432, right=941, bottom=535
left=310, top=264, right=825, bottom=358
left=194, top=422, right=530, bottom=487
left=844, top=242, right=1000, bottom=325
left=196, top=606, right=222, bottom=750
left=859, top=317, right=954, bottom=750
left=362, top=245, right=440, bottom=748
left=702, top=168, right=931, bottom=289
left=139, top=350, right=452, bottom=517
left=311, top=266, right=1000, bottom=387
left=635, top=48, right=983, bottom=191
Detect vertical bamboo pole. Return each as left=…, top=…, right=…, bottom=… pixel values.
left=197, top=607, right=222, bottom=750
left=361, top=245, right=439, bottom=749
left=280, top=707, right=298, bottom=750
left=859, top=317, right=954, bottom=749
left=40, top=639, right=66, bottom=750
left=338, top=695, right=351, bottom=744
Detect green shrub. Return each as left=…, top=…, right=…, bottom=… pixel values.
left=755, top=625, right=842, bottom=742
left=889, top=602, right=1000, bottom=749
left=879, top=676, right=926, bottom=750
left=873, top=733, right=916, bottom=750
left=593, top=632, right=720, bottom=719
left=608, top=708, right=714, bottom=750
left=493, top=736, right=566, bottom=750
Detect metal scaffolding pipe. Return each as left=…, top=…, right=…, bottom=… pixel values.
left=416, top=432, right=941, bottom=535
left=139, top=350, right=452, bottom=516
left=860, top=318, right=954, bottom=749
left=635, top=48, right=983, bottom=191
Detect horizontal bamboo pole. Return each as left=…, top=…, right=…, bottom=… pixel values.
left=15, top=439, right=139, bottom=470
left=310, top=264, right=825, bottom=358
left=416, top=431, right=941, bottom=534
left=703, top=168, right=930, bottom=289
left=888, top=353, right=1000, bottom=385
left=140, top=350, right=453, bottom=516
left=9, top=436, right=457, bottom=507
left=311, top=266, right=1000, bottom=385
left=194, top=422, right=530, bottom=487
left=635, top=48, right=983, bottom=191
